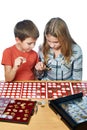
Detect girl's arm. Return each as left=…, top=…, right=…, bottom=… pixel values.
left=72, top=55, right=83, bottom=80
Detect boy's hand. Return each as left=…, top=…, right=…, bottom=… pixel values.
left=35, top=62, right=46, bottom=71
left=14, top=57, right=26, bottom=68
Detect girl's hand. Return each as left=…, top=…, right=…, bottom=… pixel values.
left=35, top=62, right=46, bottom=71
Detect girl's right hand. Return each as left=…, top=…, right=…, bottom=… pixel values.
left=35, top=62, right=46, bottom=71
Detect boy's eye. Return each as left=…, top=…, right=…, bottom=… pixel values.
left=27, top=42, right=35, bottom=45
left=27, top=42, right=32, bottom=45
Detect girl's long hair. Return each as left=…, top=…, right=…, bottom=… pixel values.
left=42, top=17, right=75, bottom=64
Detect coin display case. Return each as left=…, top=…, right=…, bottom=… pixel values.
left=0, top=98, right=36, bottom=124
left=49, top=92, right=87, bottom=130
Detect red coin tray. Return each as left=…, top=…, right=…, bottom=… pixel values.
left=0, top=98, right=36, bottom=124
left=71, top=82, right=87, bottom=96
left=21, top=82, right=46, bottom=99
left=0, top=82, right=46, bottom=99
left=47, top=82, right=72, bottom=98
left=0, top=82, right=22, bottom=99
left=0, top=81, right=87, bottom=99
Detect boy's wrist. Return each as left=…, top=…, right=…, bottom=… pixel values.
left=13, top=66, right=19, bottom=71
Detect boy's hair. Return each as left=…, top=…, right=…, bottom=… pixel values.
left=14, top=20, right=39, bottom=41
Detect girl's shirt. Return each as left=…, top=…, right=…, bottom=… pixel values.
left=1, top=45, right=39, bottom=81
left=38, top=43, right=83, bottom=80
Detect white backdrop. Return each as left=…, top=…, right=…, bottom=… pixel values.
left=0, top=0, right=87, bottom=80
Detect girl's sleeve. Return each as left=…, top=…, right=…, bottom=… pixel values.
left=72, top=46, right=83, bottom=80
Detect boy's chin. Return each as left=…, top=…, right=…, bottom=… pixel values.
left=26, top=50, right=31, bottom=52
left=24, top=49, right=31, bottom=52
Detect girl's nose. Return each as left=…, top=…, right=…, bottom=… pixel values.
left=50, top=43, right=55, bottom=48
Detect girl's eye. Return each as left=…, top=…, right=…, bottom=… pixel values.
left=47, top=39, right=58, bottom=44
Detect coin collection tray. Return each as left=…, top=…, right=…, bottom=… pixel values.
left=0, top=97, right=36, bottom=124
left=0, top=81, right=87, bottom=99
left=0, top=82, right=46, bottom=99
left=49, top=92, right=87, bottom=130
left=71, top=82, right=87, bottom=96
left=0, top=82, right=22, bottom=99
left=47, top=82, right=72, bottom=98
left=21, top=82, right=46, bottom=99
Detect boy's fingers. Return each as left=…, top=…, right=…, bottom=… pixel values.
left=19, top=57, right=26, bottom=63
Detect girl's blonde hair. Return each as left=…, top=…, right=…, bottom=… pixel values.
left=42, top=17, right=75, bottom=63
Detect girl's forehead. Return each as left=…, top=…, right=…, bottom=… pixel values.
left=46, top=34, right=58, bottom=41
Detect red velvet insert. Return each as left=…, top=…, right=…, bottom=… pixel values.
left=47, top=82, right=72, bottom=98
left=0, top=98, right=36, bottom=124
left=71, top=82, right=87, bottom=96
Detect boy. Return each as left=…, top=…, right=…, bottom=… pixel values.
left=1, top=20, right=39, bottom=82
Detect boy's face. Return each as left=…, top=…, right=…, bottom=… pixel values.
left=16, top=37, right=36, bottom=52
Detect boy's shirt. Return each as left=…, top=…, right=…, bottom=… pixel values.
left=1, top=45, right=39, bottom=81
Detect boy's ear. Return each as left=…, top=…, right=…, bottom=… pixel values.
left=15, top=37, right=21, bottom=42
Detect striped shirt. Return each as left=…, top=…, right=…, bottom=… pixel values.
left=38, top=43, right=83, bottom=80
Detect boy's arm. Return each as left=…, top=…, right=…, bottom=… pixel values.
left=4, top=56, right=26, bottom=82
left=4, top=65, right=18, bottom=82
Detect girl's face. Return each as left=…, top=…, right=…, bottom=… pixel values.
left=16, top=37, right=36, bottom=52
left=46, top=34, right=61, bottom=50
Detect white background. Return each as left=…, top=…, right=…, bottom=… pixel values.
left=0, top=0, right=87, bottom=81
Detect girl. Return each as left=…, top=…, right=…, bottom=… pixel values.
left=35, top=17, right=83, bottom=80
